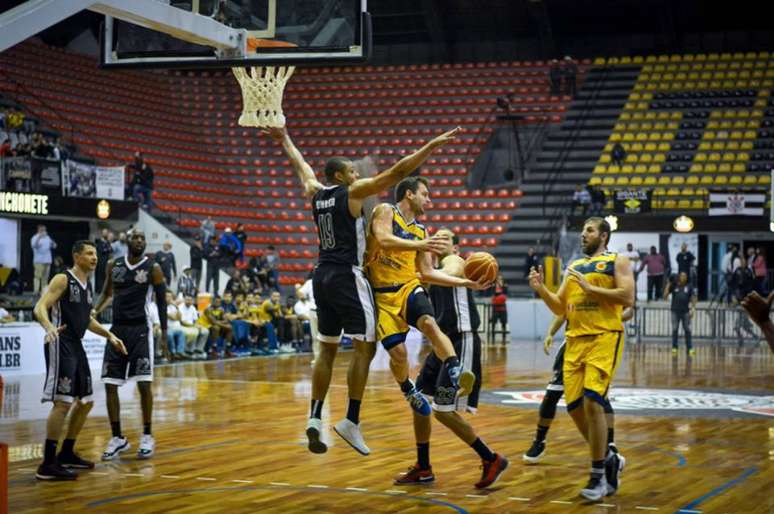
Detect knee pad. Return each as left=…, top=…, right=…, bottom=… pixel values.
left=539, top=389, right=563, bottom=419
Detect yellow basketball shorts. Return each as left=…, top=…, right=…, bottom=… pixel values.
left=373, top=280, right=435, bottom=350
left=563, top=331, right=624, bottom=410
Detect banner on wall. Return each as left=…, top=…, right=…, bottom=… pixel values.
left=62, top=160, right=124, bottom=200
left=613, top=190, right=652, bottom=214
left=708, top=190, right=765, bottom=216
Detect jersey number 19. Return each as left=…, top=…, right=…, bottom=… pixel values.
left=318, top=213, right=336, bottom=250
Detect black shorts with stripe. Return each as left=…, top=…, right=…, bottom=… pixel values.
left=101, top=323, right=153, bottom=385
left=312, top=263, right=376, bottom=343
left=42, top=335, right=93, bottom=403
left=416, top=331, right=482, bottom=412
left=547, top=341, right=566, bottom=391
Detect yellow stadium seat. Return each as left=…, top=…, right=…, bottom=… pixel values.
left=718, top=163, right=732, bottom=173
left=711, top=142, right=725, bottom=151
left=743, top=175, right=757, bottom=185
left=737, top=153, right=750, bottom=162
left=654, top=154, right=667, bottom=163
left=686, top=175, right=699, bottom=185
left=694, top=153, right=707, bottom=162
left=726, top=141, right=740, bottom=151
left=666, top=187, right=680, bottom=196
left=690, top=199, right=705, bottom=209
left=700, top=175, right=714, bottom=185
left=648, top=164, right=662, bottom=174
left=672, top=176, right=685, bottom=185
left=608, top=165, right=621, bottom=174
left=677, top=199, right=691, bottom=209
left=697, top=188, right=708, bottom=196
left=620, top=165, right=633, bottom=174
left=705, top=163, right=718, bottom=173
left=704, top=131, right=716, bottom=140
left=653, top=187, right=666, bottom=196
left=729, top=175, right=743, bottom=185
left=689, top=163, right=703, bottom=173
left=640, top=154, right=653, bottom=163
left=759, top=175, right=771, bottom=185
left=616, top=177, right=630, bottom=186
left=733, top=163, right=747, bottom=172
left=699, top=142, right=712, bottom=151
left=644, top=143, right=657, bottom=152
left=619, top=112, right=631, bottom=121
left=630, top=176, right=644, bottom=186
left=744, top=130, right=757, bottom=139
left=589, top=176, right=602, bottom=186
left=631, top=143, right=644, bottom=152
left=644, top=176, right=658, bottom=186
left=622, top=133, right=635, bottom=142
left=594, top=57, right=606, bottom=65
left=714, top=176, right=728, bottom=185
left=599, top=154, right=611, bottom=163
left=722, top=153, right=735, bottom=162
left=657, top=176, right=671, bottom=185
left=634, top=165, right=648, bottom=174
left=593, top=165, right=606, bottom=174
left=609, top=133, right=622, bottom=142
left=662, top=199, right=677, bottom=209
left=682, top=187, right=695, bottom=196
left=602, top=177, right=616, bottom=186
left=708, top=153, right=721, bottom=162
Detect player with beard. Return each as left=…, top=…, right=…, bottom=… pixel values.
left=267, top=125, right=460, bottom=456
left=93, top=229, right=168, bottom=461
left=33, top=240, right=126, bottom=480
left=528, top=217, right=634, bottom=501
left=394, top=228, right=508, bottom=487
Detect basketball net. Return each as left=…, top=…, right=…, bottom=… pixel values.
left=232, top=65, right=295, bottom=128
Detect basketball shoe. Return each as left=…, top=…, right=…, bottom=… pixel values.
left=334, top=419, right=370, bottom=456
left=137, top=434, right=155, bottom=459
left=522, top=440, right=546, bottom=464
left=580, top=475, right=608, bottom=501
left=101, top=436, right=130, bottom=461
left=475, top=454, right=509, bottom=489
left=306, top=417, right=327, bottom=454
left=394, top=464, right=435, bottom=485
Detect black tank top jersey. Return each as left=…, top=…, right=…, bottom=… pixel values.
left=312, top=185, right=366, bottom=267
left=111, top=256, right=153, bottom=325
left=51, top=270, right=93, bottom=341
left=429, top=284, right=481, bottom=336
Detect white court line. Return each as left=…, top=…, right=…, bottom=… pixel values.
left=17, top=468, right=34, bottom=472
left=550, top=500, right=573, bottom=505
left=677, top=510, right=702, bottom=514
left=270, top=482, right=290, bottom=486
left=308, top=484, right=329, bottom=489
left=466, top=494, right=487, bottom=499
left=385, top=490, right=407, bottom=494
left=346, top=487, right=368, bottom=492
left=123, top=473, right=143, bottom=477
left=599, top=504, right=617, bottom=508
left=196, top=477, right=217, bottom=481
left=635, top=508, right=659, bottom=511
left=509, top=497, right=530, bottom=501
left=160, top=475, right=180, bottom=479
left=91, top=472, right=109, bottom=476
left=162, top=376, right=392, bottom=391
left=426, top=492, right=448, bottom=496
left=231, top=479, right=253, bottom=484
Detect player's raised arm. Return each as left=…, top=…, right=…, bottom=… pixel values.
left=266, top=126, right=324, bottom=197
left=370, top=204, right=446, bottom=253
left=348, top=127, right=461, bottom=200
left=33, top=274, right=69, bottom=343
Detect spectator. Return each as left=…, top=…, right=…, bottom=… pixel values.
left=111, top=231, right=128, bottom=260
left=621, top=243, right=640, bottom=273
left=200, top=216, right=216, bottom=242
left=154, top=241, right=177, bottom=285
left=294, top=284, right=316, bottom=355
left=0, top=137, right=12, bottom=157
left=94, top=228, right=113, bottom=293
left=612, top=143, right=626, bottom=167
left=664, top=272, right=697, bottom=356
left=179, top=295, right=208, bottom=360
left=204, top=235, right=223, bottom=294
left=732, top=256, right=756, bottom=302
left=50, top=255, right=67, bottom=278
left=218, top=227, right=242, bottom=265
left=6, top=109, right=24, bottom=130
left=201, top=295, right=232, bottom=358
left=147, top=294, right=169, bottom=364
left=752, top=247, right=768, bottom=295
left=244, top=293, right=268, bottom=355
left=177, top=266, right=198, bottom=300
left=740, top=291, right=774, bottom=352
left=561, top=56, right=578, bottom=96
left=165, top=291, right=186, bottom=360
left=641, top=246, right=666, bottom=302
left=262, top=291, right=291, bottom=352
left=490, top=274, right=508, bottom=344
left=30, top=224, right=56, bottom=295
left=128, top=151, right=154, bottom=210
left=745, top=246, right=756, bottom=271
left=720, top=244, right=740, bottom=303
left=221, top=291, right=243, bottom=357
left=280, top=295, right=304, bottom=352
left=676, top=243, right=696, bottom=283
left=589, top=186, right=606, bottom=216
left=570, top=185, right=591, bottom=216
left=0, top=299, right=16, bottom=323
left=225, top=268, right=249, bottom=296
left=548, top=59, right=561, bottom=95
left=263, top=245, right=280, bottom=290
left=524, top=247, right=540, bottom=279
left=234, top=223, right=247, bottom=262
left=190, top=235, right=204, bottom=289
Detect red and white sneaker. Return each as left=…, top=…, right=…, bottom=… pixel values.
left=475, top=453, right=509, bottom=489
left=394, top=464, right=435, bottom=485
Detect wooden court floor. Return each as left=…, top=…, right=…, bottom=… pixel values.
left=2, top=337, right=773, bottom=513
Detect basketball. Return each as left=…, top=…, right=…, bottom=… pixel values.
left=464, top=252, right=499, bottom=284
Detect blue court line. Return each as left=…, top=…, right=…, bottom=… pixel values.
left=86, top=484, right=469, bottom=513
left=675, top=466, right=758, bottom=513
left=649, top=447, right=687, bottom=467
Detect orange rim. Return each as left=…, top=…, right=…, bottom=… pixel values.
left=246, top=38, right=299, bottom=52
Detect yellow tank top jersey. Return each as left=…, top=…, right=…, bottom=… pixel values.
left=565, top=251, right=623, bottom=337
left=366, top=205, right=427, bottom=289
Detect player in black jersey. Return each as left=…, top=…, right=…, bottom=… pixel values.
left=394, top=229, right=508, bottom=488
left=267, top=125, right=459, bottom=456
left=93, top=229, right=168, bottom=461
left=33, top=240, right=126, bottom=481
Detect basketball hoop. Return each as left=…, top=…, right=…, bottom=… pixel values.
left=232, top=38, right=296, bottom=128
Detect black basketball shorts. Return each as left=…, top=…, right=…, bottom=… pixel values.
left=313, top=263, right=376, bottom=343
left=42, top=335, right=93, bottom=403
left=547, top=340, right=566, bottom=392
left=416, top=331, right=482, bottom=412
left=101, top=322, right=153, bottom=385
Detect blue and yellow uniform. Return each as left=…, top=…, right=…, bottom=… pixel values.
left=563, top=251, right=624, bottom=409
left=366, top=205, right=435, bottom=349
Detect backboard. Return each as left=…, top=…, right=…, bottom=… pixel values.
left=101, top=0, right=370, bottom=68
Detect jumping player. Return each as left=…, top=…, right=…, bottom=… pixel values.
left=93, top=229, right=167, bottom=461
left=33, top=240, right=126, bottom=480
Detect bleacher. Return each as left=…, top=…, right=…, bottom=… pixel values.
left=589, top=52, right=773, bottom=211
left=0, top=40, right=588, bottom=283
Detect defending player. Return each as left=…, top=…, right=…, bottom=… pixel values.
left=393, top=228, right=508, bottom=488
left=528, top=217, right=634, bottom=500
left=93, top=229, right=168, bottom=461
left=267, top=125, right=459, bottom=456
left=366, top=177, right=487, bottom=417
left=33, top=241, right=126, bottom=480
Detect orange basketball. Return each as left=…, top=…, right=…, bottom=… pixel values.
left=464, top=252, right=499, bottom=284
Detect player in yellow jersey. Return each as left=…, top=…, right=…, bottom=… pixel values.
left=367, top=176, right=488, bottom=416
left=529, top=217, right=634, bottom=501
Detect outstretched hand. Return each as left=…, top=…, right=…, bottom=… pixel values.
left=44, top=325, right=67, bottom=344
left=108, top=333, right=128, bottom=356
left=543, top=334, right=554, bottom=355
left=741, top=291, right=774, bottom=326
left=528, top=265, right=544, bottom=291
left=430, top=126, right=462, bottom=147
left=566, top=267, right=592, bottom=292
left=262, top=126, right=287, bottom=142
left=418, top=237, right=449, bottom=256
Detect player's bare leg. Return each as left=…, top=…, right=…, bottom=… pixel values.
left=306, top=340, right=339, bottom=454
left=387, top=343, right=432, bottom=416
left=334, top=340, right=376, bottom=455
left=36, top=401, right=75, bottom=480
left=416, top=315, right=475, bottom=397
left=57, top=400, right=95, bottom=470
left=102, top=384, right=130, bottom=461
left=137, top=382, right=155, bottom=459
